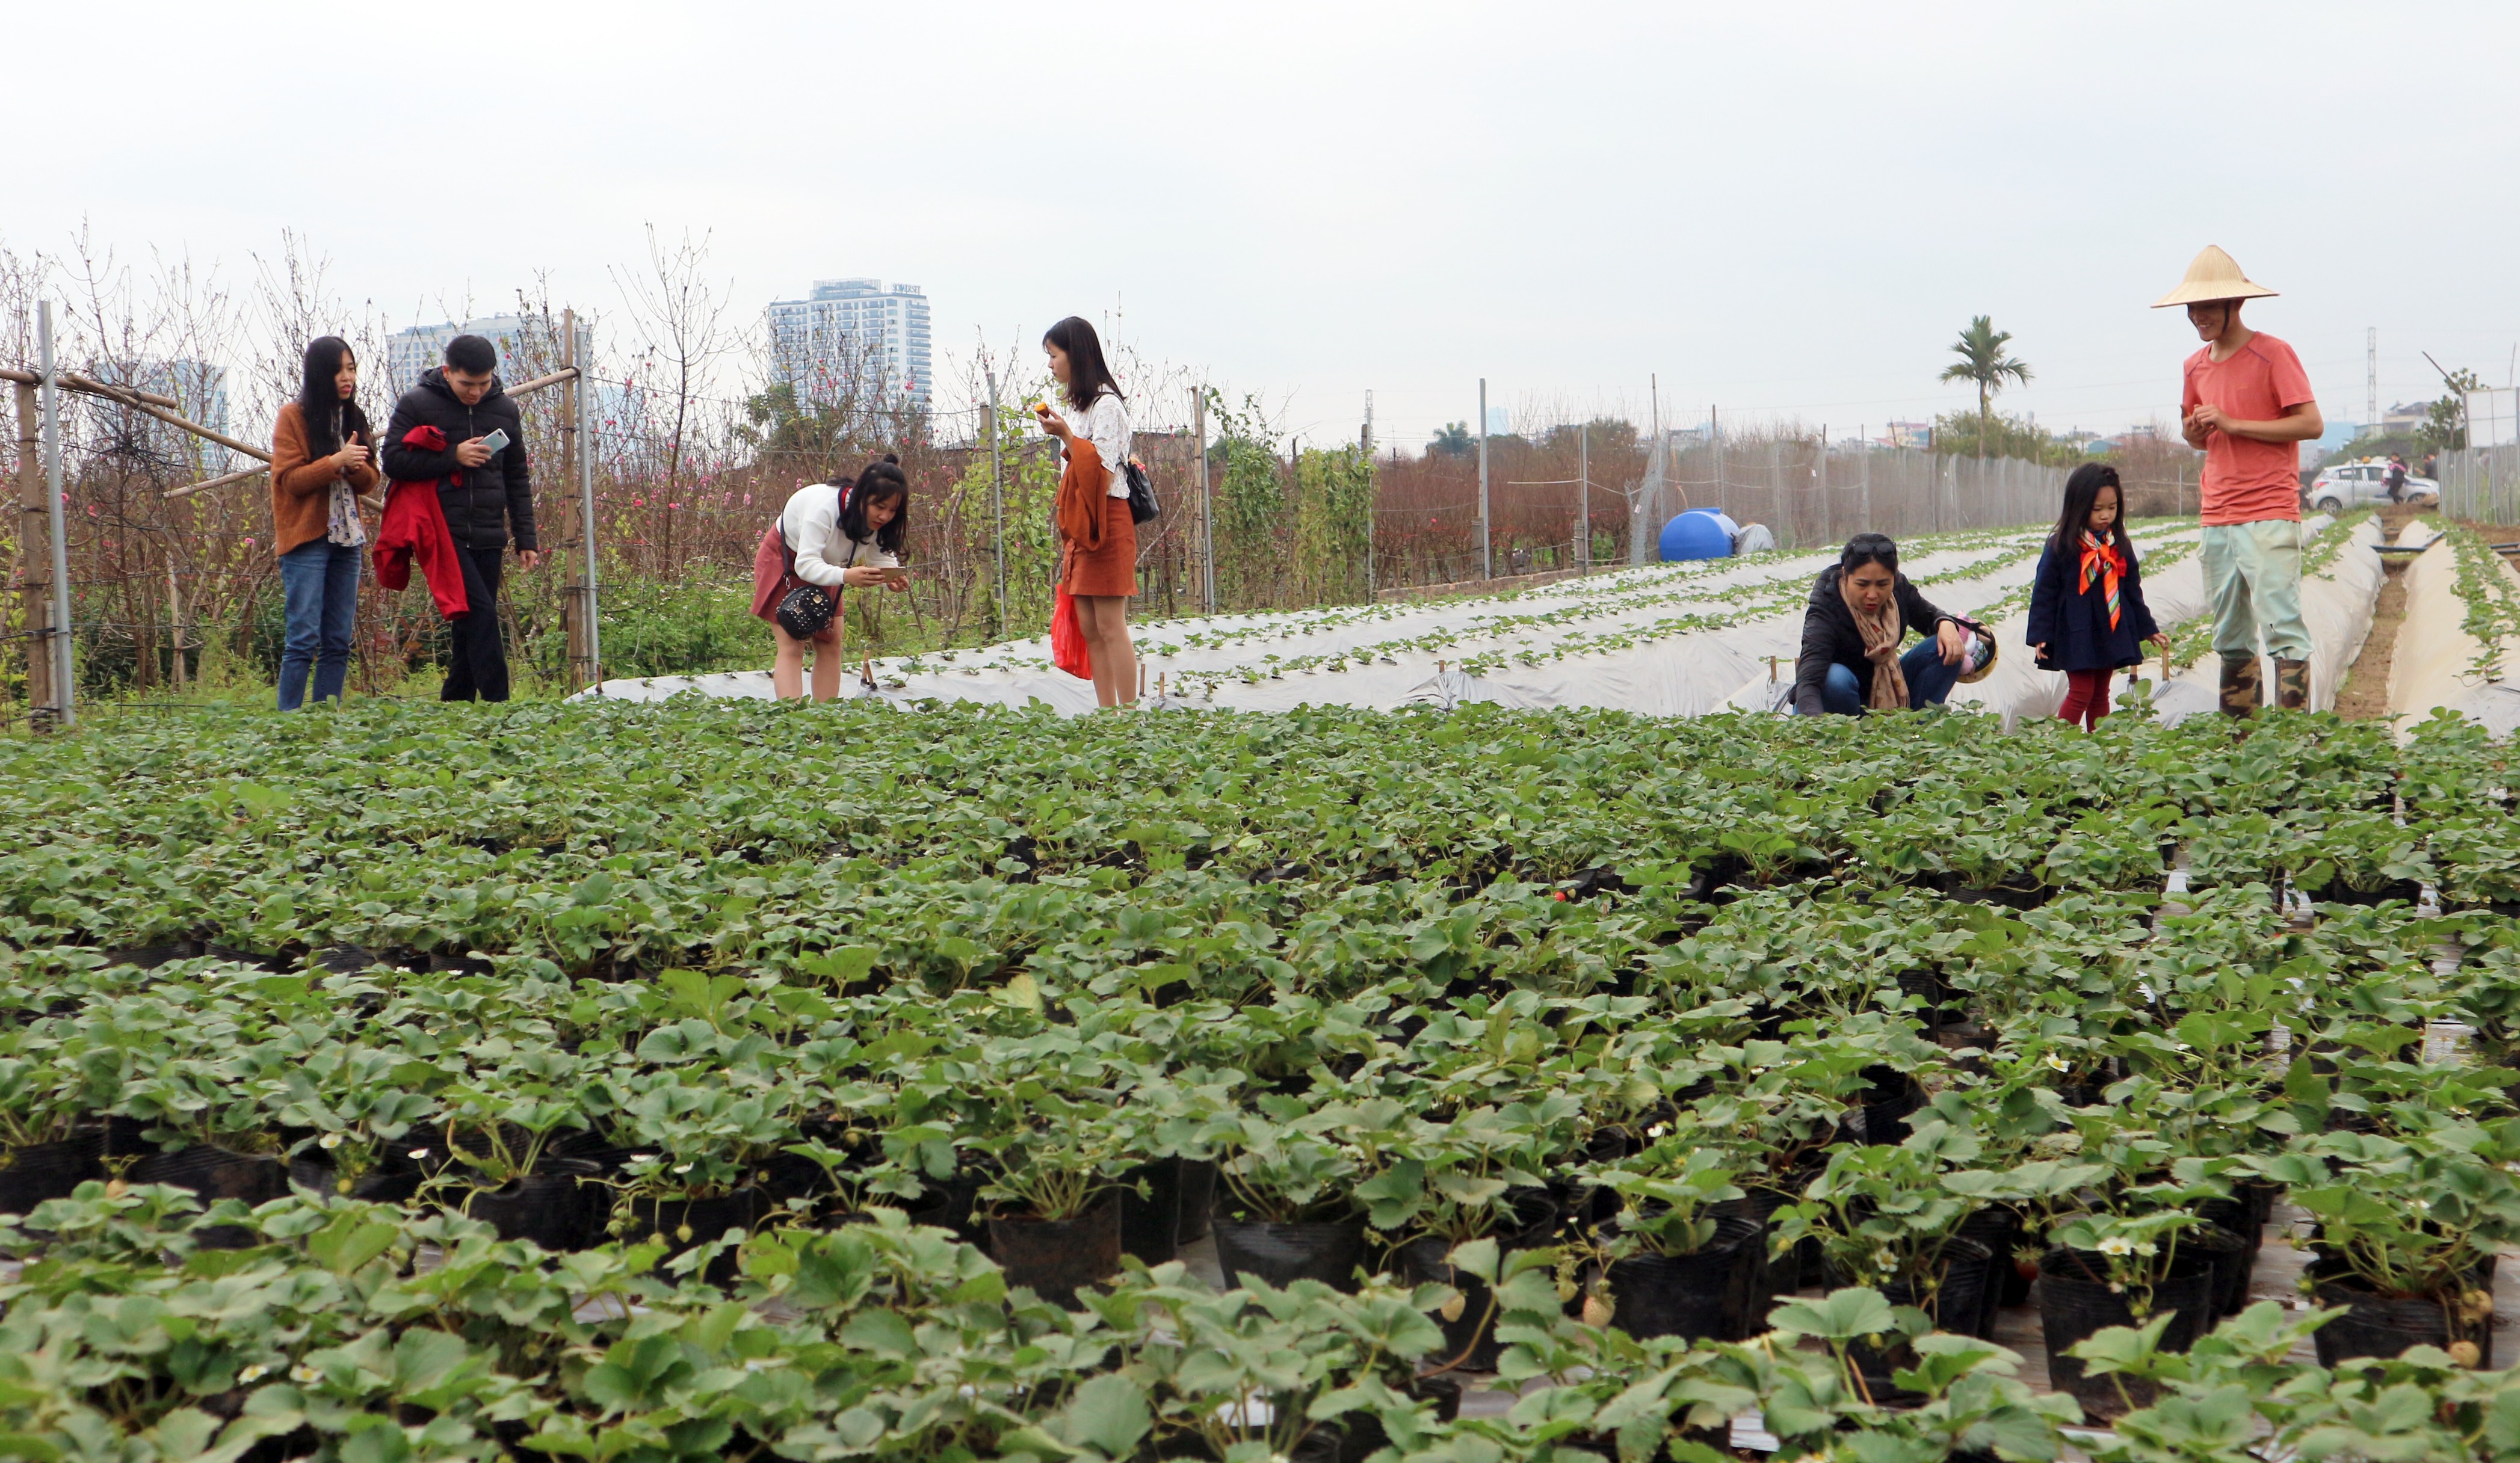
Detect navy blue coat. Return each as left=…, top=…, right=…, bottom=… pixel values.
left=2025, top=535, right=2160, bottom=673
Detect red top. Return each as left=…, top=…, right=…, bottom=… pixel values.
left=2180, top=331, right=2315, bottom=525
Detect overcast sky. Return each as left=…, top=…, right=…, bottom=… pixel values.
left=15, top=1, right=2519, bottom=448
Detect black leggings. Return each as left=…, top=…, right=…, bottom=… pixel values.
left=442, top=547, right=509, bottom=703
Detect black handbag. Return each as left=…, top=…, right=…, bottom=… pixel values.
left=1123, top=458, right=1160, bottom=526
left=773, top=525, right=837, bottom=641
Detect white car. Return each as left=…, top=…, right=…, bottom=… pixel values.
left=2306, top=461, right=2437, bottom=513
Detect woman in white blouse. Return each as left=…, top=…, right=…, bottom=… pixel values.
left=750, top=457, right=910, bottom=700
left=1035, top=316, right=1138, bottom=706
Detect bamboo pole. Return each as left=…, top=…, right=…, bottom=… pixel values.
left=164, top=465, right=268, bottom=499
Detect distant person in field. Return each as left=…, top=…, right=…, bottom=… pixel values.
left=1035, top=315, right=1138, bottom=708
left=1793, top=533, right=1972, bottom=716
left=2027, top=464, right=2169, bottom=731
left=380, top=334, right=537, bottom=702
left=752, top=457, right=909, bottom=701
left=2386, top=455, right=2407, bottom=503
left=2160, top=245, right=2323, bottom=716
left=267, top=335, right=380, bottom=710
left=2421, top=449, right=2438, bottom=483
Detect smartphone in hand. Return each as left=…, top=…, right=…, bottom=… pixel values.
left=480, top=428, right=510, bottom=455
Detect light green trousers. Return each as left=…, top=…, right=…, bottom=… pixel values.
left=2202, top=520, right=2312, bottom=661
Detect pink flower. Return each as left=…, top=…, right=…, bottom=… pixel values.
left=632, top=497, right=646, bottom=508
left=243, top=537, right=256, bottom=546
left=742, top=493, right=752, bottom=507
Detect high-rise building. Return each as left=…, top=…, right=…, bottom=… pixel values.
left=386, top=315, right=590, bottom=393
left=99, top=360, right=231, bottom=472
left=765, top=280, right=932, bottom=410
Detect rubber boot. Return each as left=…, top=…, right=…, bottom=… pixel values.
left=2274, top=658, right=2309, bottom=711
left=2219, top=654, right=2261, bottom=719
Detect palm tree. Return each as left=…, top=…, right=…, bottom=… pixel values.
left=1939, top=316, right=2033, bottom=454
left=1427, top=422, right=1475, bottom=458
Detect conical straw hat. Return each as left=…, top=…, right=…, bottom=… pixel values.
left=2153, top=245, right=2278, bottom=307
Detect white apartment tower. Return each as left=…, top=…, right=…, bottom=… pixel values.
left=767, top=279, right=932, bottom=410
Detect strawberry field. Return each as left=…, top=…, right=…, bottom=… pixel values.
left=6, top=699, right=2520, bottom=1461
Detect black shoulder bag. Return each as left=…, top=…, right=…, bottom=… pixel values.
left=1124, top=458, right=1160, bottom=526
left=773, top=524, right=838, bottom=641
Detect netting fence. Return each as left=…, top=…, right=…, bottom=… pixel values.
left=0, top=232, right=2164, bottom=725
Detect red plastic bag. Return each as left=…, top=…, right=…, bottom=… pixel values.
left=1052, top=588, right=1093, bottom=680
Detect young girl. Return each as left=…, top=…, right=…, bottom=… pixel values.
left=2027, top=463, right=2169, bottom=730
left=752, top=456, right=910, bottom=701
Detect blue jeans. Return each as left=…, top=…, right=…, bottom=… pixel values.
left=279, top=538, right=362, bottom=710
left=1803, top=641, right=1961, bottom=715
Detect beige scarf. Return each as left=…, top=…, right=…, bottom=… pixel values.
left=1843, top=578, right=1908, bottom=712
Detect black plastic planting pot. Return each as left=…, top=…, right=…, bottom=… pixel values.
left=627, top=1187, right=776, bottom=1284
left=0, top=1132, right=110, bottom=1215
left=1214, top=1214, right=1370, bottom=1292
left=2036, top=1249, right=2217, bottom=1421
left=1604, top=1215, right=1765, bottom=1343
left=1117, top=1156, right=1184, bottom=1264
left=2184, top=1214, right=2256, bottom=1318
left=989, top=1194, right=1123, bottom=1306
left=1955, top=1207, right=2026, bottom=1334
left=2308, top=1258, right=2498, bottom=1368
left=100, top=939, right=199, bottom=971
left=127, top=1145, right=289, bottom=1248
left=2316, top=879, right=2426, bottom=908
left=1398, top=1194, right=1561, bottom=1373
left=1174, top=1158, right=1217, bottom=1243
left=904, top=1171, right=985, bottom=1243
left=463, top=1160, right=608, bottom=1251
left=1724, top=1180, right=1814, bottom=1296
left=1849, top=1237, right=1995, bottom=1405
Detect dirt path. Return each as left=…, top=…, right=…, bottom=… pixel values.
left=2333, top=505, right=2429, bottom=720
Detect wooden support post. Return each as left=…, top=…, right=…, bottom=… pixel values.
left=558, top=310, right=593, bottom=689
left=14, top=381, right=52, bottom=723
left=165, top=554, right=185, bottom=687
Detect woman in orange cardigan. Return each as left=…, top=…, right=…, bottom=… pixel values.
left=268, top=336, right=380, bottom=709
left=1037, top=316, right=1137, bottom=707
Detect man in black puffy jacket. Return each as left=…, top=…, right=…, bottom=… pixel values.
left=381, top=334, right=539, bottom=701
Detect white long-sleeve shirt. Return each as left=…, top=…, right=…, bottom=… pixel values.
left=1061, top=389, right=1132, bottom=497
left=777, top=481, right=900, bottom=589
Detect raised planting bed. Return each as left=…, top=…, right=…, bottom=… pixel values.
left=0, top=697, right=2516, bottom=1459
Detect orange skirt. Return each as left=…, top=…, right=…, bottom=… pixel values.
left=1062, top=494, right=1137, bottom=597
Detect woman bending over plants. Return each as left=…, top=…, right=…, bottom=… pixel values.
left=751, top=458, right=910, bottom=701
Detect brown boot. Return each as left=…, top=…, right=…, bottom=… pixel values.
left=2274, top=657, right=2309, bottom=711
left=2219, top=654, right=2261, bottom=719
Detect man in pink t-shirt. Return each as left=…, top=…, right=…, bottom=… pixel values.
left=2157, top=246, right=2325, bottom=715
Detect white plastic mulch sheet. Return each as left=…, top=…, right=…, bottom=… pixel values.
left=2388, top=519, right=2520, bottom=736
left=581, top=525, right=2077, bottom=718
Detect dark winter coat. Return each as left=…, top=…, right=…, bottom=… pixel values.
left=1792, top=565, right=1958, bottom=716
left=2024, top=534, right=2160, bottom=673
left=380, top=368, right=536, bottom=553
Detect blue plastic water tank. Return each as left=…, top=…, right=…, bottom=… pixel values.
left=1658, top=509, right=1733, bottom=562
